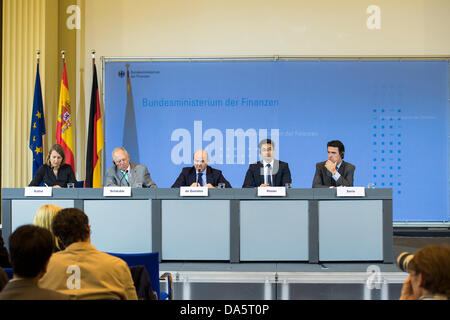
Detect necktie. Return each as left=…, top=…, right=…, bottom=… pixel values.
left=266, top=164, right=272, bottom=186
left=197, top=172, right=204, bottom=186
left=122, top=170, right=129, bottom=184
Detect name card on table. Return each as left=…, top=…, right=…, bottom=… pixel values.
left=103, top=187, right=131, bottom=197
left=180, top=187, right=209, bottom=197
left=24, top=187, right=52, bottom=197
left=257, top=187, right=286, bottom=197
left=336, top=187, right=366, bottom=197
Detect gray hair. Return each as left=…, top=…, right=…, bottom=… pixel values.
left=112, top=147, right=129, bottom=159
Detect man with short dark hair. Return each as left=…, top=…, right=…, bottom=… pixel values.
left=312, top=140, right=355, bottom=188
left=39, top=208, right=138, bottom=300
left=242, top=139, right=292, bottom=187
left=0, top=225, right=70, bottom=300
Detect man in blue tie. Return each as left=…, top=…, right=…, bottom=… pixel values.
left=242, top=139, right=292, bottom=188
left=171, top=150, right=231, bottom=188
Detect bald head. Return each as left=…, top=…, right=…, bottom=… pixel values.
left=193, top=150, right=209, bottom=172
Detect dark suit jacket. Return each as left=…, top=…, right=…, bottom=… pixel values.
left=171, top=166, right=232, bottom=188
left=0, top=279, right=71, bottom=300
left=242, top=160, right=292, bottom=187
left=312, top=160, right=355, bottom=188
left=29, top=164, right=77, bottom=187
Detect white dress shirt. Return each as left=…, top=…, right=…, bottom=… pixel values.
left=262, top=159, right=274, bottom=185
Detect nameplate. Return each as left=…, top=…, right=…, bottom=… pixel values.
left=257, top=187, right=286, bottom=197
left=25, top=187, right=52, bottom=197
left=336, top=187, right=366, bottom=197
left=180, top=187, right=209, bottom=197
left=103, top=187, right=131, bottom=197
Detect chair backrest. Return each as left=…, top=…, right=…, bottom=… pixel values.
left=3, top=267, right=13, bottom=279
left=107, top=252, right=160, bottom=299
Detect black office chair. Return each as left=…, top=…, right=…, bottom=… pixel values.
left=107, top=252, right=173, bottom=300
left=76, top=180, right=84, bottom=188
left=3, top=267, right=13, bottom=279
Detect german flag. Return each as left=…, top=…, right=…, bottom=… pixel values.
left=56, top=57, right=75, bottom=173
left=85, top=58, right=104, bottom=188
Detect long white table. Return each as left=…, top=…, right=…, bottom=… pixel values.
left=1, top=188, right=393, bottom=263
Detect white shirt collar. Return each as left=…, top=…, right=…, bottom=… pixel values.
left=262, top=159, right=274, bottom=168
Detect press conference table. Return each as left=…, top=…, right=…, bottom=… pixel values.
left=1, top=188, right=393, bottom=263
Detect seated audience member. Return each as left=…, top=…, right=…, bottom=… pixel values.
left=172, top=149, right=231, bottom=188
left=0, top=268, right=8, bottom=291
left=312, top=140, right=355, bottom=188
left=39, top=208, right=138, bottom=300
left=0, top=232, right=11, bottom=268
left=33, top=204, right=63, bottom=252
left=399, top=245, right=450, bottom=300
left=242, top=139, right=292, bottom=188
left=106, top=147, right=157, bottom=188
left=0, top=225, right=70, bottom=300
left=28, top=144, right=77, bottom=188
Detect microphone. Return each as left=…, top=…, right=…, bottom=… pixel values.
left=118, top=169, right=128, bottom=186
left=195, top=172, right=199, bottom=187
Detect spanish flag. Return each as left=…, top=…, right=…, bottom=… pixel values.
left=56, top=58, right=75, bottom=173
left=85, top=58, right=103, bottom=188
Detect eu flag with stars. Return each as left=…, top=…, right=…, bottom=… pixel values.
left=29, top=62, right=46, bottom=177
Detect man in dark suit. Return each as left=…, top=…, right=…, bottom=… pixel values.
left=312, top=140, right=355, bottom=188
left=242, top=139, right=292, bottom=187
left=0, top=225, right=70, bottom=300
left=172, top=150, right=232, bottom=188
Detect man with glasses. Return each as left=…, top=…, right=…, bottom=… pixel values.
left=171, top=149, right=231, bottom=188
left=105, top=147, right=157, bottom=188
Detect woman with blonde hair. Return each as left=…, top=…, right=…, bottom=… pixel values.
left=33, top=204, right=63, bottom=251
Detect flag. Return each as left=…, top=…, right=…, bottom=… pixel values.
left=29, top=61, right=46, bottom=177
left=85, top=60, right=104, bottom=188
left=56, top=59, right=75, bottom=173
left=122, top=64, right=140, bottom=163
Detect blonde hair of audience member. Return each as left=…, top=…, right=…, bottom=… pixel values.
left=33, top=204, right=62, bottom=251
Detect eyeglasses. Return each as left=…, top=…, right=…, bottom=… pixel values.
left=194, top=159, right=207, bottom=164
left=114, top=158, right=128, bottom=164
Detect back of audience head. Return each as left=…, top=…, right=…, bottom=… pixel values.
left=9, top=225, right=54, bottom=279
left=33, top=204, right=62, bottom=230
left=52, top=208, right=90, bottom=248
left=408, top=245, right=450, bottom=298
left=33, top=204, right=62, bottom=250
